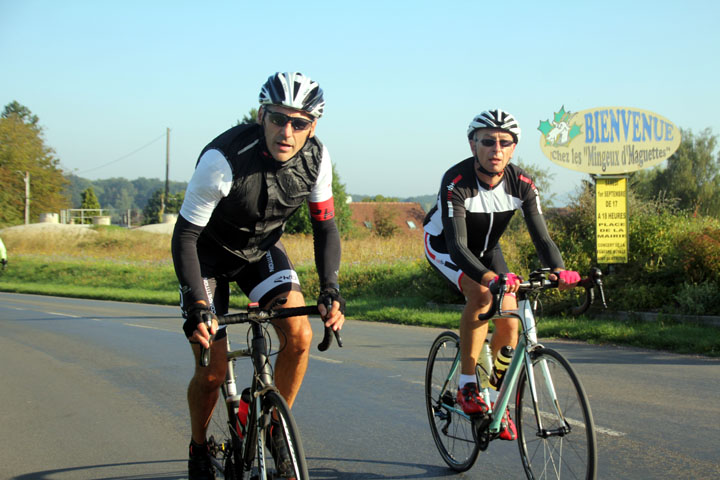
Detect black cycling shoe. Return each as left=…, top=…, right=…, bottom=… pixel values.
left=188, top=440, right=216, bottom=480
left=268, top=421, right=295, bottom=478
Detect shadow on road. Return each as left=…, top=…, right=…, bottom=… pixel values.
left=307, top=456, right=459, bottom=479
left=12, top=459, right=186, bottom=480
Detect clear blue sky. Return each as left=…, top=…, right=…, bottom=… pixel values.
left=2, top=0, right=718, bottom=204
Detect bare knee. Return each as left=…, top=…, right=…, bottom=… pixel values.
left=280, top=319, right=313, bottom=356
left=190, top=343, right=227, bottom=392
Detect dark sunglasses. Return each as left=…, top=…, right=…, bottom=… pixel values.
left=265, top=110, right=314, bottom=131
left=479, top=138, right=515, bottom=148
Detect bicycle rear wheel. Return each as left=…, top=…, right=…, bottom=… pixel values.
left=248, top=390, right=309, bottom=480
left=425, top=331, right=480, bottom=472
left=516, top=347, right=597, bottom=479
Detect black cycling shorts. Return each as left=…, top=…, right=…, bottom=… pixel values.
left=179, top=239, right=301, bottom=320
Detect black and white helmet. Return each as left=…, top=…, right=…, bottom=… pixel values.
left=467, top=109, right=521, bottom=142
left=258, top=72, right=325, bottom=118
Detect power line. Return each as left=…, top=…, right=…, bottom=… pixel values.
left=76, top=132, right=167, bottom=174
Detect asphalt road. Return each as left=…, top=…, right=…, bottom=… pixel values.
left=2, top=292, right=719, bottom=479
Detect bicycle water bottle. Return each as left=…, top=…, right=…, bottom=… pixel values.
left=489, top=346, right=514, bottom=390
left=478, top=340, right=493, bottom=390
left=236, top=387, right=251, bottom=439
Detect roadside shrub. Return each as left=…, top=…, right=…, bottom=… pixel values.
left=673, top=281, right=720, bottom=316
left=672, top=227, right=720, bottom=283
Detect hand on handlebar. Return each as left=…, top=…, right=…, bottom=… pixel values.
left=488, top=272, right=521, bottom=294
left=184, top=302, right=218, bottom=349
left=552, top=270, right=581, bottom=291
left=317, top=287, right=346, bottom=332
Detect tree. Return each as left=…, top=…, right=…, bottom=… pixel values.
left=142, top=189, right=184, bottom=224
left=632, top=128, right=720, bottom=217
left=373, top=204, right=398, bottom=237
left=238, top=108, right=258, bottom=125
left=0, top=101, right=69, bottom=226
left=79, top=187, right=101, bottom=224
left=81, top=187, right=101, bottom=210
left=360, top=194, right=400, bottom=202
left=515, top=158, right=557, bottom=207
left=330, top=163, right=352, bottom=235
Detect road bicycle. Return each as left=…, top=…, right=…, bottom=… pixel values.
left=425, top=268, right=606, bottom=479
left=200, top=298, right=342, bottom=480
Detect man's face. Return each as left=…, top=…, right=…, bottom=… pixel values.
left=470, top=129, right=517, bottom=176
left=259, top=105, right=317, bottom=162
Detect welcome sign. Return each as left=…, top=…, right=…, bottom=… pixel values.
left=538, top=106, right=681, bottom=174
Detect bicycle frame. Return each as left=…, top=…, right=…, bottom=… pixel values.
left=427, top=268, right=603, bottom=477
left=443, top=294, right=566, bottom=437
left=226, top=320, right=277, bottom=475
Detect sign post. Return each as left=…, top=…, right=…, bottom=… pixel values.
left=595, top=176, right=628, bottom=263
left=538, top=106, right=681, bottom=264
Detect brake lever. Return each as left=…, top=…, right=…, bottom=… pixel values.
left=199, top=312, right=215, bottom=367
left=318, top=300, right=344, bottom=351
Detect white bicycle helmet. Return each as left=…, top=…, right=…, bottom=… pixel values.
left=258, top=72, right=325, bottom=118
left=467, top=109, right=521, bottom=142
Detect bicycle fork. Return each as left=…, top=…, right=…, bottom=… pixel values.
left=523, top=351, right=571, bottom=438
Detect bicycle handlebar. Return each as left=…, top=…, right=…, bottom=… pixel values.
left=478, top=267, right=607, bottom=321
left=199, top=304, right=343, bottom=367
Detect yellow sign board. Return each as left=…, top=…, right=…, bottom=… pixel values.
left=596, top=177, right=628, bottom=263
left=538, top=106, right=681, bottom=174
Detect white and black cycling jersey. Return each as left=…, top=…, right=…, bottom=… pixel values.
left=423, top=158, right=563, bottom=284
left=172, top=123, right=340, bottom=307
left=180, top=123, right=334, bottom=259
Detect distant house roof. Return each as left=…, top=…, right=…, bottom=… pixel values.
left=348, top=202, right=427, bottom=235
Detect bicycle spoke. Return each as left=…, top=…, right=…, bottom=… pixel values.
left=516, top=348, right=597, bottom=479
left=425, top=331, right=480, bottom=472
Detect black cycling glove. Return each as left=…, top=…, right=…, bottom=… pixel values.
left=183, top=303, right=214, bottom=339
left=317, top=287, right=346, bottom=315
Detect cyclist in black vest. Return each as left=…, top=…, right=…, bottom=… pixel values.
left=172, top=72, right=345, bottom=479
left=423, top=109, right=580, bottom=441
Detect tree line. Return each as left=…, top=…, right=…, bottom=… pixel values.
left=2, top=100, right=719, bottom=230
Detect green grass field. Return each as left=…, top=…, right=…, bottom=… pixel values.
left=1, top=224, right=719, bottom=356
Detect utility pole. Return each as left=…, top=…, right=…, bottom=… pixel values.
left=165, top=127, right=170, bottom=208
left=160, top=127, right=170, bottom=222
left=16, top=171, right=31, bottom=224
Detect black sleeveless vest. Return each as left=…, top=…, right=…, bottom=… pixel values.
left=199, top=124, right=324, bottom=262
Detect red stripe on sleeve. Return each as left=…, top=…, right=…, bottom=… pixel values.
left=519, top=174, right=536, bottom=190
left=309, top=197, right=335, bottom=221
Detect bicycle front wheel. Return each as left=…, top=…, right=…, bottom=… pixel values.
left=253, top=390, right=309, bottom=480
left=516, top=347, right=597, bottom=480
left=425, top=331, right=480, bottom=472
left=206, top=391, right=243, bottom=480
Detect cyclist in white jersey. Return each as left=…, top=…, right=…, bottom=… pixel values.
left=172, top=72, right=345, bottom=479
left=423, top=109, right=580, bottom=440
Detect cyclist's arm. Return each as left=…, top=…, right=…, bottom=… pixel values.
left=171, top=216, right=209, bottom=305
left=308, top=145, right=341, bottom=290
left=171, top=149, right=232, bottom=305
left=310, top=213, right=340, bottom=289
left=444, top=216, right=494, bottom=286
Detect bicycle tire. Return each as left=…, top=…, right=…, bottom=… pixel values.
left=246, top=390, right=309, bottom=480
left=425, top=331, right=480, bottom=472
left=206, top=390, right=243, bottom=480
left=515, top=347, right=597, bottom=480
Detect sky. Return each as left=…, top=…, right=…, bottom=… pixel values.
left=2, top=0, right=719, bottom=205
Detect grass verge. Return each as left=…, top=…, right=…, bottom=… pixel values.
left=2, top=254, right=719, bottom=357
